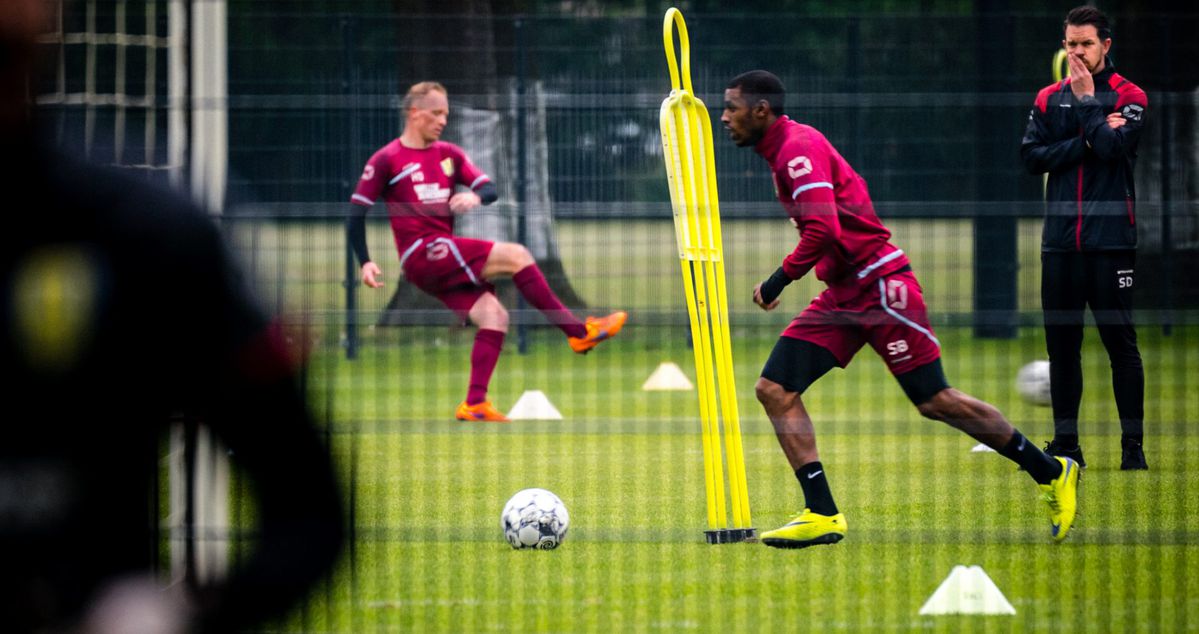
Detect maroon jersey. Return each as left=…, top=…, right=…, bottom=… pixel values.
left=755, top=116, right=908, bottom=290
left=350, top=139, right=492, bottom=252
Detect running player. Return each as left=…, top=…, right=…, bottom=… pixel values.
left=349, top=82, right=625, bottom=422
left=721, top=70, right=1079, bottom=548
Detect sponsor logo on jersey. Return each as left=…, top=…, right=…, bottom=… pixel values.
left=361, top=164, right=375, bottom=181
left=1121, top=103, right=1143, bottom=122
left=441, top=157, right=455, bottom=177
left=787, top=156, right=812, bottom=180
left=413, top=183, right=451, bottom=203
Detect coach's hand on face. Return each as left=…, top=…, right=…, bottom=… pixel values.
left=361, top=262, right=384, bottom=288
left=449, top=191, right=481, bottom=215
left=1067, top=54, right=1094, bottom=98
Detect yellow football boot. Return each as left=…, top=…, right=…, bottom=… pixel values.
left=760, top=508, right=847, bottom=549
left=1039, top=456, right=1080, bottom=542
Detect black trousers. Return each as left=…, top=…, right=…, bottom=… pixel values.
left=1041, top=250, right=1144, bottom=438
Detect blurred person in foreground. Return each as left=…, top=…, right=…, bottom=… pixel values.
left=0, top=0, right=344, bottom=631
left=1021, top=5, right=1148, bottom=470
left=348, top=81, right=626, bottom=422
left=721, top=70, right=1080, bottom=549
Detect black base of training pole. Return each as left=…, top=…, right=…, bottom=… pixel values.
left=704, top=528, right=756, bottom=544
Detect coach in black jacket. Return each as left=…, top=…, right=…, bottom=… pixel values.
left=1021, top=5, right=1147, bottom=471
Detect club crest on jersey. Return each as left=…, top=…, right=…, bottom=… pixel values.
left=1121, top=103, right=1143, bottom=122
left=441, top=157, right=455, bottom=177
left=360, top=164, right=375, bottom=181
left=788, top=156, right=812, bottom=179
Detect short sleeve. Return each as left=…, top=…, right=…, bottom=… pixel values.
left=350, top=150, right=388, bottom=206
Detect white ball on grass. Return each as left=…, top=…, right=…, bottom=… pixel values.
left=500, top=488, right=570, bottom=550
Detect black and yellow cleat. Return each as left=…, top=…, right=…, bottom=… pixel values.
left=1039, top=456, right=1080, bottom=542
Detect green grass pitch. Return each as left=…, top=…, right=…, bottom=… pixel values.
left=225, top=219, right=1198, bottom=631
left=276, top=324, right=1198, bottom=632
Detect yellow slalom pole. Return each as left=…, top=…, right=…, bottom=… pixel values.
left=698, top=109, right=751, bottom=531
left=659, top=7, right=754, bottom=544
left=1045, top=49, right=1070, bottom=195
left=1052, top=48, right=1069, bottom=83
left=662, top=87, right=726, bottom=533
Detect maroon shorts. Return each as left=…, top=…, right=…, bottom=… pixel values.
left=399, top=236, right=496, bottom=319
left=781, top=269, right=941, bottom=376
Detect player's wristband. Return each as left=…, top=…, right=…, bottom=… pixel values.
left=757, top=267, right=792, bottom=305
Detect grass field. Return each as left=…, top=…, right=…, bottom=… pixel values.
left=225, top=217, right=1048, bottom=320
left=268, top=320, right=1199, bottom=633
left=218, top=218, right=1198, bottom=631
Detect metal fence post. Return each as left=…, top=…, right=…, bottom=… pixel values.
left=342, top=15, right=359, bottom=359
left=972, top=6, right=1017, bottom=339
left=1159, top=17, right=1174, bottom=336
left=515, top=16, right=529, bottom=354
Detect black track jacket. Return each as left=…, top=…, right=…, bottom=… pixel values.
left=1021, top=57, right=1147, bottom=252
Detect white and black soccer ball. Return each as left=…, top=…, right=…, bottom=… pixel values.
left=500, top=488, right=569, bottom=550
left=1016, top=360, right=1052, bottom=406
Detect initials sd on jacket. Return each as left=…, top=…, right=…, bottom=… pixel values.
left=1020, top=57, right=1147, bottom=252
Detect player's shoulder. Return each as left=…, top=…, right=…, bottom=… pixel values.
left=366, top=138, right=402, bottom=164
left=781, top=122, right=833, bottom=160
left=432, top=140, right=468, bottom=157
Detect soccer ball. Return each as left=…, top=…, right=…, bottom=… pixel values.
left=500, top=488, right=570, bottom=550
left=1016, top=360, right=1052, bottom=406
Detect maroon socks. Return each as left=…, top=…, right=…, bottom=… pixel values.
left=512, top=265, right=586, bottom=338
left=466, top=329, right=505, bottom=405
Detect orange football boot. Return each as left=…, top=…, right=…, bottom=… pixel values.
left=568, top=311, right=628, bottom=354
left=455, top=400, right=510, bottom=422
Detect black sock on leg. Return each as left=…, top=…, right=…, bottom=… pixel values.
left=1053, top=433, right=1079, bottom=450
left=795, top=461, right=838, bottom=515
left=1000, top=431, right=1063, bottom=485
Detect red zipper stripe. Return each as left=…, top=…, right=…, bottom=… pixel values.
left=1076, top=163, right=1083, bottom=250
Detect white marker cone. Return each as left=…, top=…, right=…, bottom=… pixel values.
left=641, top=362, right=694, bottom=391
left=506, top=390, right=563, bottom=420
left=918, top=565, right=1016, bottom=615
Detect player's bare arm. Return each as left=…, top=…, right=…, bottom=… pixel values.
left=361, top=261, right=383, bottom=288
left=754, top=266, right=792, bottom=311
left=449, top=190, right=482, bottom=214
left=752, top=282, right=780, bottom=311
